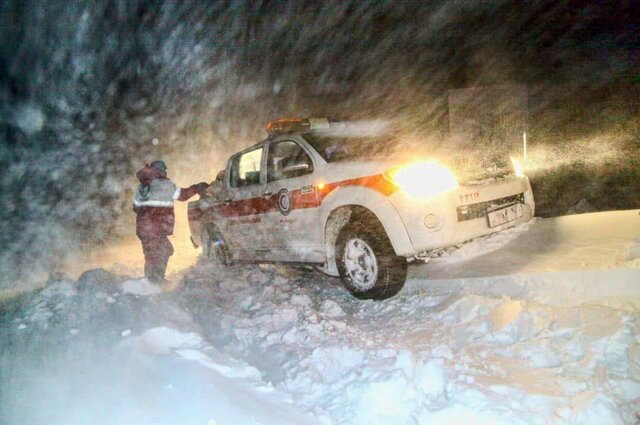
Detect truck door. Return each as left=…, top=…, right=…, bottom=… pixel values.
left=261, top=138, right=324, bottom=263
left=221, top=146, right=271, bottom=257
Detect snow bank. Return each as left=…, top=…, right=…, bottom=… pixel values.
left=408, top=210, right=640, bottom=310
left=1, top=277, right=319, bottom=425
left=407, top=268, right=640, bottom=310
left=132, top=325, right=263, bottom=381
left=117, top=325, right=318, bottom=424
left=136, top=326, right=203, bottom=354
left=179, top=259, right=640, bottom=424
left=412, top=210, right=640, bottom=281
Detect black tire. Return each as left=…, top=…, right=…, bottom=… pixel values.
left=336, top=220, right=407, bottom=300
left=201, top=225, right=231, bottom=266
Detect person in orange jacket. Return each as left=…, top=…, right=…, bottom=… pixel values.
left=133, top=160, right=209, bottom=283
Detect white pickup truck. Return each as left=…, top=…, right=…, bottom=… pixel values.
left=188, top=118, right=535, bottom=299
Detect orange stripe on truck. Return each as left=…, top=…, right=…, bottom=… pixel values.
left=189, top=173, right=397, bottom=220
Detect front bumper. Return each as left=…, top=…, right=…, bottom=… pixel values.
left=389, top=175, right=535, bottom=255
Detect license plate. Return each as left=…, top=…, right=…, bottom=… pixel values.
left=487, top=203, right=523, bottom=228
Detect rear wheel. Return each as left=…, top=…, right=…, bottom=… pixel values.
left=336, top=220, right=407, bottom=300
left=201, top=225, right=230, bottom=266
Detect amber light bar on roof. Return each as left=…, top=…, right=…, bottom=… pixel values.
left=266, top=117, right=330, bottom=135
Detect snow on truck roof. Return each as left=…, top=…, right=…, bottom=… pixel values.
left=266, top=118, right=390, bottom=137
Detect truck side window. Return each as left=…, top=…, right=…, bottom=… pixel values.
left=267, top=141, right=314, bottom=182
left=230, top=147, right=263, bottom=188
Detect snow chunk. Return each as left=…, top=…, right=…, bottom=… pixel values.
left=291, top=293, right=312, bottom=307
left=416, top=359, right=447, bottom=398
left=122, top=277, right=162, bottom=296
left=566, top=392, right=625, bottom=424
left=435, top=295, right=495, bottom=324
left=418, top=405, right=505, bottom=425
left=257, top=308, right=299, bottom=332
left=40, top=280, right=77, bottom=298
left=307, top=347, right=366, bottom=383
left=137, top=326, right=203, bottom=355
left=489, top=300, right=550, bottom=345
left=351, top=370, right=419, bottom=425
left=28, top=303, right=54, bottom=323
left=491, top=300, right=523, bottom=332
left=319, top=300, right=345, bottom=318
left=176, top=348, right=262, bottom=381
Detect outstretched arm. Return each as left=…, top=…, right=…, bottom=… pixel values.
left=176, top=182, right=209, bottom=201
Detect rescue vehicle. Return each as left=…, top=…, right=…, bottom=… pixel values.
left=188, top=118, right=535, bottom=299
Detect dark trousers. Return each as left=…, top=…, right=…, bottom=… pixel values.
left=140, top=235, right=174, bottom=283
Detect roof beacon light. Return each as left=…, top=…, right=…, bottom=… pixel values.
left=307, top=118, right=330, bottom=130
left=266, top=117, right=330, bottom=135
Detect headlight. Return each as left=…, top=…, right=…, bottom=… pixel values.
left=384, top=162, right=458, bottom=198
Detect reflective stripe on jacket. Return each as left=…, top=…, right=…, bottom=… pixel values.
left=134, top=178, right=179, bottom=237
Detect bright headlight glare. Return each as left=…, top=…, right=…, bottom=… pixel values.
left=385, top=162, right=458, bottom=198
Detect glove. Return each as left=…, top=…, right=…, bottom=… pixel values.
left=193, top=182, right=210, bottom=195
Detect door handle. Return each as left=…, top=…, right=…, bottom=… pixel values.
left=262, top=191, right=273, bottom=198
left=223, top=199, right=232, bottom=205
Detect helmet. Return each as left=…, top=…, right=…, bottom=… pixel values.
left=150, top=160, right=168, bottom=172
left=215, top=169, right=226, bottom=181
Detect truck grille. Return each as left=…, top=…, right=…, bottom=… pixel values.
left=457, top=193, right=524, bottom=222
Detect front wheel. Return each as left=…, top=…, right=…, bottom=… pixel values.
left=201, top=225, right=231, bottom=266
left=336, top=221, right=407, bottom=300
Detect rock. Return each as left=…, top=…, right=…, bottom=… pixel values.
left=76, top=268, right=120, bottom=292
left=567, top=198, right=594, bottom=214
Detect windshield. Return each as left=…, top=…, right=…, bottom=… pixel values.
left=303, top=132, right=403, bottom=162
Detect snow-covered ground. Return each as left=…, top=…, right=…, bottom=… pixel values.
left=407, top=210, right=640, bottom=309
left=1, top=210, right=639, bottom=424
